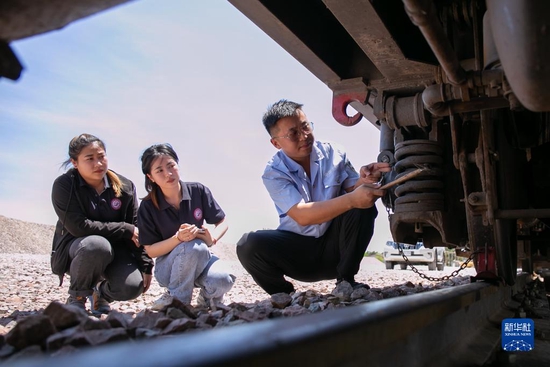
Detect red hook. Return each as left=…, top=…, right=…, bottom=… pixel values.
left=332, top=91, right=368, bottom=126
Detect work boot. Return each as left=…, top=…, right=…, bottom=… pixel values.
left=89, top=286, right=111, bottom=315
left=66, top=295, right=87, bottom=311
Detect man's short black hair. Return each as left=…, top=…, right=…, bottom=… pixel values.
left=262, top=99, right=303, bottom=135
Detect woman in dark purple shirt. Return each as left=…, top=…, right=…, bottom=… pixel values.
left=137, top=143, right=234, bottom=309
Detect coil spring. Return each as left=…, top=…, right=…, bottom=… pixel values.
left=393, top=139, right=445, bottom=213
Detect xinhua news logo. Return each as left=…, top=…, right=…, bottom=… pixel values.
left=501, top=318, right=534, bottom=352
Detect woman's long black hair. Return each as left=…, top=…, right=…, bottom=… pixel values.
left=140, top=143, right=179, bottom=209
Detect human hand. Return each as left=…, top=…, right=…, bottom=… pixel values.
left=142, top=273, right=153, bottom=293
left=350, top=184, right=386, bottom=208
left=359, top=162, right=391, bottom=185
left=176, top=223, right=203, bottom=242
left=195, top=227, right=215, bottom=247
left=132, top=227, right=140, bottom=247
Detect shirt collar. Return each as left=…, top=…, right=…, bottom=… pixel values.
left=158, top=180, right=191, bottom=210
left=103, top=174, right=111, bottom=189
left=276, top=141, right=323, bottom=173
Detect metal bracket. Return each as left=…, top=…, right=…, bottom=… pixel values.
left=331, top=91, right=368, bottom=126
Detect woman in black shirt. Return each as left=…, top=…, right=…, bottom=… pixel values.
left=138, top=143, right=234, bottom=309
left=51, top=133, right=153, bottom=314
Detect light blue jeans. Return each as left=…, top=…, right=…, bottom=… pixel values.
left=154, top=239, right=235, bottom=304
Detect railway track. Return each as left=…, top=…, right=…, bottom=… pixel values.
left=13, top=272, right=547, bottom=367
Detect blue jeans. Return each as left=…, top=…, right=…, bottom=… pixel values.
left=68, top=235, right=144, bottom=301
left=154, top=239, right=235, bottom=304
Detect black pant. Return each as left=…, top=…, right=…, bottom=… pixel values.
left=236, top=207, right=378, bottom=295
left=68, top=235, right=144, bottom=301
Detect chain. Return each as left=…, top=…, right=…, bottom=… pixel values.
left=397, top=242, right=478, bottom=282
left=386, top=201, right=477, bottom=281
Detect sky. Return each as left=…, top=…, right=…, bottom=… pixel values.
left=0, top=0, right=391, bottom=252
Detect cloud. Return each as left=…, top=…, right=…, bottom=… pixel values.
left=1, top=0, right=391, bottom=251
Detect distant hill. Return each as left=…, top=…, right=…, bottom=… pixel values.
left=0, top=215, right=54, bottom=254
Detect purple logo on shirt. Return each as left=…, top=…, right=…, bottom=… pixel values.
left=194, top=208, right=203, bottom=220
left=111, top=198, right=122, bottom=210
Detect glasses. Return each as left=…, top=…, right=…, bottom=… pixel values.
left=272, top=122, right=314, bottom=142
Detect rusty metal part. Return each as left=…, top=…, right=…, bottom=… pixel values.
left=13, top=280, right=521, bottom=367
left=229, top=0, right=384, bottom=90
left=495, top=209, right=550, bottom=219
left=486, top=0, right=550, bottom=112
left=395, top=180, right=444, bottom=197
left=378, top=122, right=395, bottom=164
left=403, top=0, right=467, bottom=85
left=449, top=114, right=460, bottom=169
left=453, top=114, right=498, bottom=267
left=388, top=135, right=463, bottom=248
left=329, top=78, right=379, bottom=126
left=375, top=93, right=430, bottom=129
left=323, top=0, right=435, bottom=82
left=469, top=0, right=484, bottom=72
left=468, top=192, right=487, bottom=207
left=392, top=140, right=445, bottom=213
left=480, top=110, right=497, bottom=226
left=375, top=69, right=508, bottom=128
left=421, top=70, right=509, bottom=116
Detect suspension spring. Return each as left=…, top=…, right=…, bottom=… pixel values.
left=393, top=139, right=445, bottom=213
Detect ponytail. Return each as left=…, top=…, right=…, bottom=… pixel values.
left=106, top=170, right=123, bottom=197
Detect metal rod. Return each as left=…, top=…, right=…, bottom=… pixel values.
left=495, top=209, right=550, bottom=219
left=403, top=0, right=467, bottom=85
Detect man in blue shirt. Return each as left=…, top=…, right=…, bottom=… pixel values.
left=237, top=99, right=390, bottom=295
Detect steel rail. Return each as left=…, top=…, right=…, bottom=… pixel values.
left=12, top=279, right=521, bottom=367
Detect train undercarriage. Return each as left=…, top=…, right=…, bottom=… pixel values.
left=228, top=0, right=550, bottom=285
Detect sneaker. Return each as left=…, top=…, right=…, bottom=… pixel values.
left=196, top=293, right=224, bottom=310
left=89, top=288, right=111, bottom=315
left=66, top=295, right=87, bottom=310
left=150, top=291, right=174, bottom=311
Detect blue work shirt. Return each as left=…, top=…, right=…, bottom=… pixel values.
left=262, top=140, right=359, bottom=238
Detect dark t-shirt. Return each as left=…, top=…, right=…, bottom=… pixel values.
left=137, top=181, right=225, bottom=246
